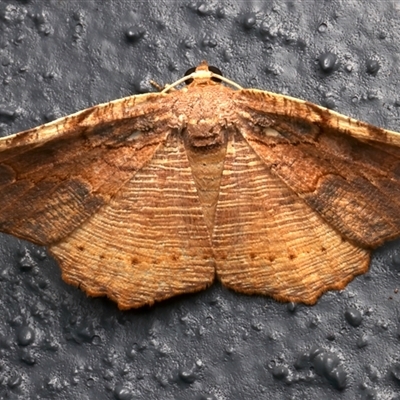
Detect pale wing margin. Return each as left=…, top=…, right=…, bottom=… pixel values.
left=235, top=89, right=400, bottom=145
left=0, top=92, right=165, bottom=151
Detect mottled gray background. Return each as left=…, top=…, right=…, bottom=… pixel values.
left=0, top=1, right=400, bottom=399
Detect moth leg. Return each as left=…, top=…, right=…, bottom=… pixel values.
left=150, top=80, right=177, bottom=92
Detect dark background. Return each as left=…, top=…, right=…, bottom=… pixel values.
left=0, top=1, right=400, bottom=399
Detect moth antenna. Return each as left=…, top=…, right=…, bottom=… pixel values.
left=161, top=71, right=243, bottom=93
left=216, top=75, right=243, bottom=90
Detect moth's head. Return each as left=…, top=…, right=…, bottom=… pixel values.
left=184, top=61, right=223, bottom=87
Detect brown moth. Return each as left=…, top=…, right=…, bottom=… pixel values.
left=1, top=61, right=400, bottom=309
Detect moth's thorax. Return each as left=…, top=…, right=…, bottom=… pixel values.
left=171, top=83, right=236, bottom=148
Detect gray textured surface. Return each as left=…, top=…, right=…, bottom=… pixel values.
left=1, top=1, right=400, bottom=399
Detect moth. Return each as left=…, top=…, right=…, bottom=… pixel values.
left=1, top=61, right=400, bottom=309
